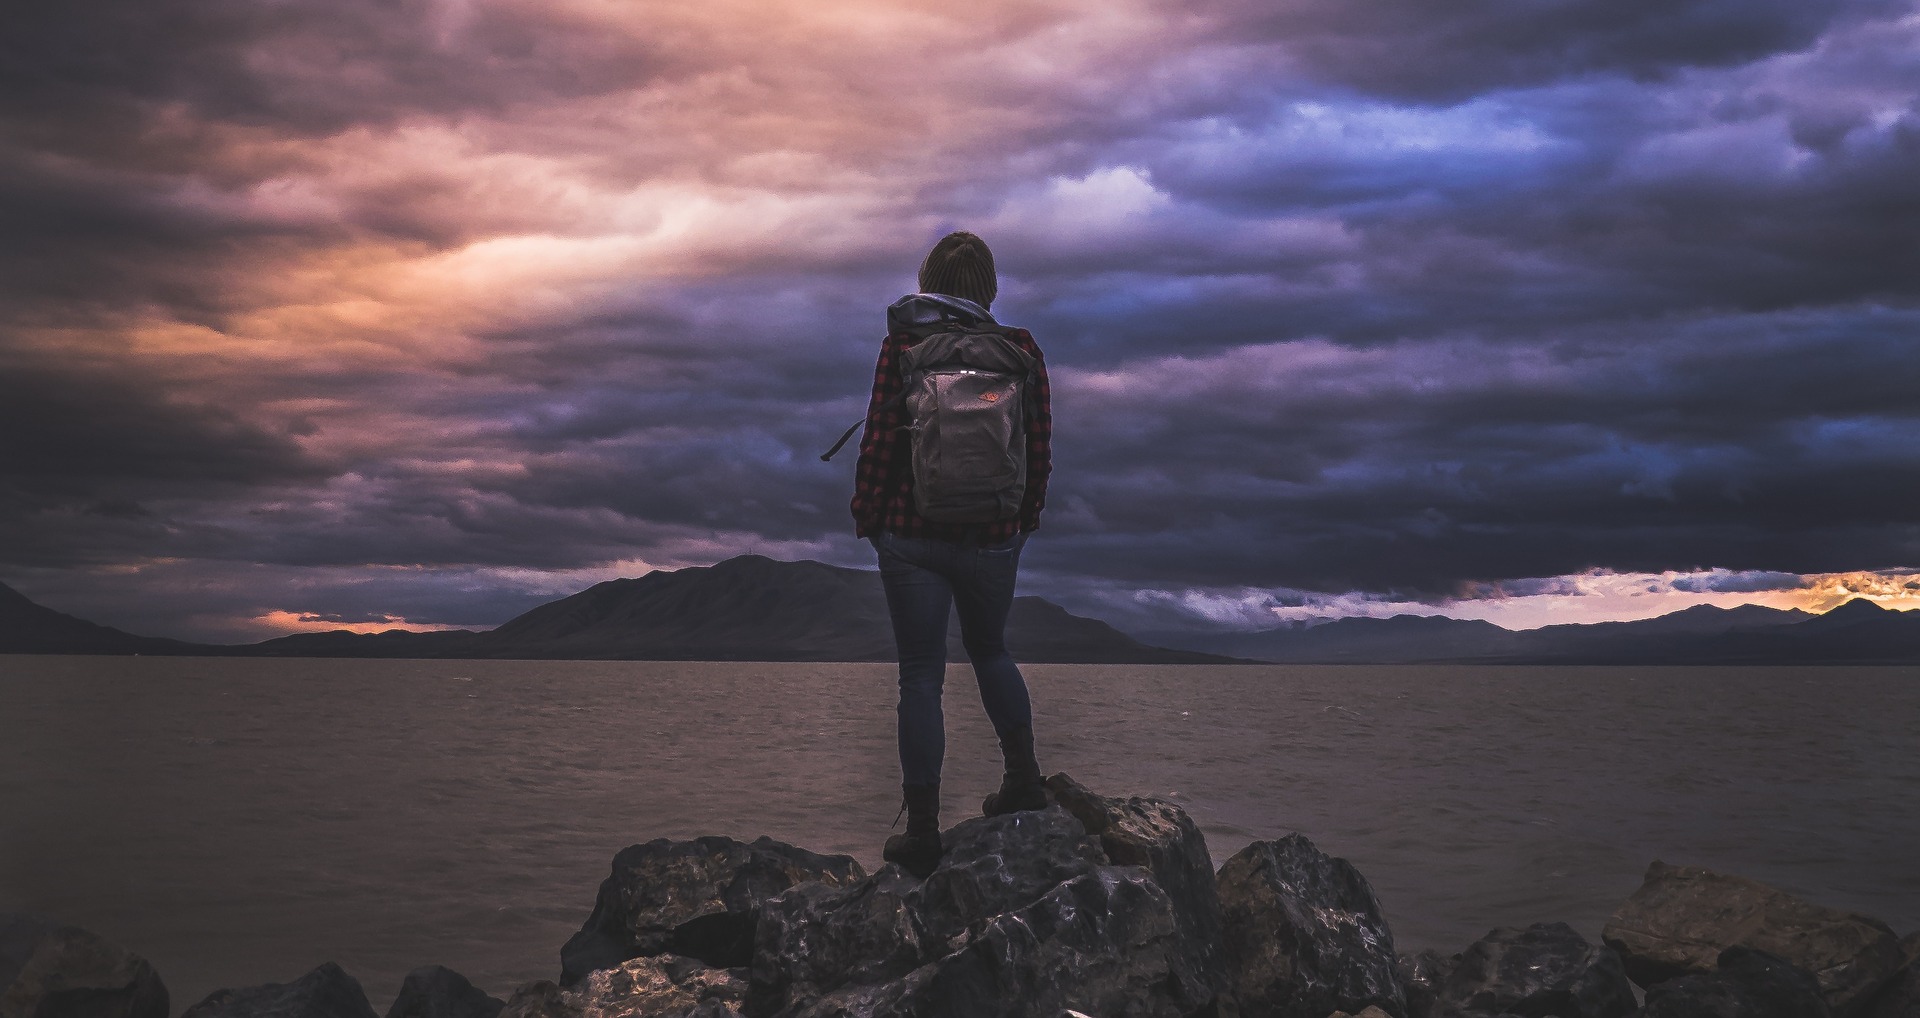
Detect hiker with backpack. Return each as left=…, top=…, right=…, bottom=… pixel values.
left=822, top=231, right=1053, bottom=877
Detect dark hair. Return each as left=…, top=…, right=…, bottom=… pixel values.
left=918, top=231, right=997, bottom=309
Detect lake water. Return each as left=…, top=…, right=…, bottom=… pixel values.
left=3, top=657, right=1915, bottom=1014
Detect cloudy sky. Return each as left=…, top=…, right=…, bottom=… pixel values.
left=3, top=0, right=1917, bottom=642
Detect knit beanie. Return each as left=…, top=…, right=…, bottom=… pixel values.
left=918, top=232, right=997, bottom=309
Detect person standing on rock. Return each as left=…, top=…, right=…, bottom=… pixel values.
left=840, top=231, right=1054, bottom=877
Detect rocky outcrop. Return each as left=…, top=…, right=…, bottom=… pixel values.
left=1216, top=833, right=1404, bottom=1018
left=1859, top=932, right=1920, bottom=1018
left=1635, top=946, right=1832, bottom=1018
left=182, top=962, right=379, bottom=1018
left=1046, top=773, right=1226, bottom=980
left=23, top=783, right=1920, bottom=1018
left=0, top=914, right=169, bottom=1018
left=1427, top=923, right=1634, bottom=1018
left=750, top=804, right=1216, bottom=1018
left=561, top=836, right=865, bottom=984
left=1602, top=861, right=1905, bottom=1013
left=1396, top=949, right=1457, bottom=1018
left=386, top=965, right=505, bottom=1018
left=500, top=956, right=748, bottom=1018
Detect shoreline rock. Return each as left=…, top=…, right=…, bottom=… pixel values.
left=1217, top=834, right=1404, bottom=1018
left=11, top=777, right=1919, bottom=1018
left=0, top=914, right=169, bottom=1018
left=1602, top=860, right=1906, bottom=1014
left=561, top=836, right=865, bottom=984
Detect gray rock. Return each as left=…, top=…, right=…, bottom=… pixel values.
left=571, top=956, right=746, bottom=1018
left=749, top=808, right=1107, bottom=1017
left=1397, top=949, right=1459, bottom=1018
left=500, top=957, right=746, bottom=1018
left=1217, top=834, right=1405, bottom=1018
left=749, top=868, right=929, bottom=1015
left=894, top=867, right=1215, bottom=1018
left=1636, top=946, right=1832, bottom=1018
left=907, top=807, right=1108, bottom=947
left=1860, top=933, right=1920, bottom=1018
left=0, top=914, right=169, bottom=1018
left=1431, top=923, right=1634, bottom=1018
left=562, top=836, right=864, bottom=984
left=1046, top=773, right=1226, bottom=983
left=386, top=966, right=503, bottom=1018
left=181, top=963, right=378, bottom=1018
left=1602, top=861, right=1904, bottom=1013
left=749, top=790, right=1225, bottom=1018
left=495, top=983, right=571, bottom=1018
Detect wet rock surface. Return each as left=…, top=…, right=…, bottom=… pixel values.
left=1217, top=834, right=1405, bottom=1018
left=181, top=962, right=379, bottom=1018
left=1860, top=932, right=1920, bottom=1018
left=0, top=914, right=170, bottom=1018
left=498, top=964, right=746, bottom=1018
left=1429, top=922, right=1635, bottom=1018
left=750, top=867, right=931, bottom=1014
left=750, top=802, right=1215, bottom=1018
left=386, top=965, right=505, bottom=1018
left=1046, top=773, right=1226, bottom=983
left=1635, top=946, right=1832, bottom=1018
left=1602, top=860, right=1904, bottom=1013
left=1396, top=949, right=1458, bottom=1018
left=561, top=835, right=865, bottom=984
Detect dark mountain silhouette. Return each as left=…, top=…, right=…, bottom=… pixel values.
left=1150, top=598, right=1915, bottom=665
left=3, top=562, right=1915, bottom=663
left=1143, top=614, right=1521, bottom=664
left=1, top=556, right=1229, bottom=663
left=0, top=581, right=199, bottom=655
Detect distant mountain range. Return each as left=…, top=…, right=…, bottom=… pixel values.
left=0, top=555, right=1226, bottom=664
left=1141, top=598, right=1918, bottom=665
left=2, top=556, right=1914, bottom=664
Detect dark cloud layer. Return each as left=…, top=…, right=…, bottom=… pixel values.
left=2, top=0, right=1916, bottom=638
left=1214, top=0, right=1898, bottom=101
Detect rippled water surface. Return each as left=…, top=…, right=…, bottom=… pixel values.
left=4, top=657, right=1915, bottom=1013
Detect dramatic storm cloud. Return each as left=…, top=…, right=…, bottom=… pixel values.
left=3, top=0, right=1916, bottom=640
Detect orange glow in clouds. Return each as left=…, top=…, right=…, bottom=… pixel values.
left=254, top=610, right=469, bottom=635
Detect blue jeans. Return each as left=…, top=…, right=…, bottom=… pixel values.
left=872, top=530, right=1034, bottom=788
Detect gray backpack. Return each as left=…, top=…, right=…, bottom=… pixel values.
left=823, top=294, right=1038, bottom=524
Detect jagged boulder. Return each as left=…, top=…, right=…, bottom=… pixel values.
left=1860, top=932, right=1920, bottom=1018
left=1046, top=773, right=1225, bottom=981
left=907, top=808, right=1109, bottom=948
left=1636, top=946, right=1831, bottom=1018
left=900, top=867, right=1212, bottom=1018
left=750, top=798, right=1222, bottom=1018
left=749, top=807, right=1106, bottom=1016
left=386, top=965, right=504, bottom=1018
left=181, top=962, right=378, bottom=1018
left=1216, top=834, right=1405, bottom=1018
left=500, top=956, right=747, bottom=1018
left=0, top=914, right=169, bottom=1018
left=1602, top=861, right=1904, bottom=1013
left=1429, top=923, right=1634, bottom=1018
left=495, top=982, right=570, bottom=1018
left=562, top=836, right=864, bottom=985
left=1396, top=949, right=1458, bottom=1018
left=750, top=868, right=931, bottom=1013
left=770, top=867, right=1211, bottom=1018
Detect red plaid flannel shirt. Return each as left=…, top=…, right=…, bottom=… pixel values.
left=850, top=327, right=1051, bottom=542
